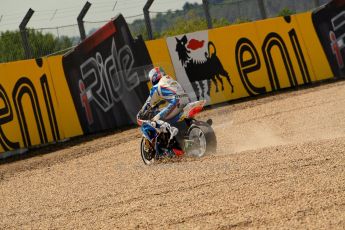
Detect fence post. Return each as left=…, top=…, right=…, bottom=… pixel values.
left=143, top=0, right=154, bottom=40
left=314, top=0, right=320, bottom=7
left=77, top=1, right=91, bottom=41
left=202, top=0, right=213, bottom=29
left=19, top=8, right=34, bottom=59
left=257, top=0, right=267, bottom=19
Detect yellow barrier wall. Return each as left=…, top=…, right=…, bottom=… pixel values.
left=145, top=38, right=176, bottom=79
left=208, top=21, right=267, bottom=104
left=145, top=12, right=333, bottom=106
left=0, top=57, right=82, bottom=153
left=294, top=13, right=333, bottom=81
left=47, top=56, right=83, bottom=138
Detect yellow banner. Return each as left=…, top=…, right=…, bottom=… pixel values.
left=0, top=56, right=82, bottom=153
left=145, top=38, right=176, bottom=81
left=47, top=56, right=83, bottom=139
left=294, top=12, right=333, bottom=81
left=208, top=12, right=333, bottom=104
left=146, top=12, right=333, bottom=106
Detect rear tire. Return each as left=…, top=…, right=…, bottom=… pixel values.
left=187, top=123, right=217, bottom=157
left=140, top=138, right=155, bottom=165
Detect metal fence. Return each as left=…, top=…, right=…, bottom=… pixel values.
left=0, top=0, right=330, bottom=63
left=209, top=0, right=261, bottom=22
left=208, top=0, right=330, bottom=22
left=143, top=0, right=330, bottom=40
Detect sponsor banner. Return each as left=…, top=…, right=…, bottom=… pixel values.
left=207, top=22, right=266, bottom=104
left=167, top=31, right=215, bottom=103
left=0, top=57, right=81, bottom=154
left=62, top=15, right=151, bottom=134
left=253, top=14, right=322, bottom=90
left=47, top=56, right=83, bottom=139
left=295, top=12, right=334, bottom=81
left=165, top=12, right=333, bottom=105
left=312, top=0, right=345, bottom=78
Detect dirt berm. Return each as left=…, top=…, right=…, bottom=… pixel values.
left=1, top=81, right=345, bottom=229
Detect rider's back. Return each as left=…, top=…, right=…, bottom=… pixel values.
left=157, top=76, right=186, bottom=100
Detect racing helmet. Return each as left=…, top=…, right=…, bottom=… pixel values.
left=148, top=67, right=166, bottom=85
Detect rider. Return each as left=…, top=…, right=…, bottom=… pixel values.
left=138, top=66, right=190, bottom=143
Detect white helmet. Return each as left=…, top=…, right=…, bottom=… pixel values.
left=148, top=67, right=166, bottom=85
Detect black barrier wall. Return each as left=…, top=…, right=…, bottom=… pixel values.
left=312, top=0, right=345, bottom=78
left=63, top=15, right=152, bottom=134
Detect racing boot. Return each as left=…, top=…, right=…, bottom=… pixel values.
left=154, top=120, right=179, bottom=158
left=155, top=120, right=178, bottom=141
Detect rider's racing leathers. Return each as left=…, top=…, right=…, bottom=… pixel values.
left=140, top=75, right=190, bottom=141
left=141, top=75, right=190, bottom=122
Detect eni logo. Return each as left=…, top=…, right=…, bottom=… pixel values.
left=0, top=58, right=60, bottom=151
left=235, top=16, right=311, bottom=96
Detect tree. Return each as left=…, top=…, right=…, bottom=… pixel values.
left=0, top=31, right=23, bottom=63
left=161, top=12, right=230, bottom=37
left=277, top=8, right=296, bottom=17
left=0, top=30, right=73, bottom=63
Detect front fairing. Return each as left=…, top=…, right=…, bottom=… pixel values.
left=141, top=122, right=159, bottom=143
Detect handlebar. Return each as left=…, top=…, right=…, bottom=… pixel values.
left=137, top=102, right=165, bottom=126
left=137, top=105, right=155, bottom=126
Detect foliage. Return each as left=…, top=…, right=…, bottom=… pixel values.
left=233, top=18, right=252, bottom=24
left=0, top=30, right=73, bottom=63
left=129, top=20, right=161, bottom=40
left=0, top=31, right=24, bottom=63
left=277, top=8, right=296, bottom=17
left=128, top=0, right=315, bottom=40
left=130, top=8, right=251, bottom=40
left=161, top=12, right=231, bottom=37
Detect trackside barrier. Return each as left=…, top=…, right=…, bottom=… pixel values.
left=0, top=56, right=83, bottom=154
left=62, top=15, right=152, bottom=135
left=0, top=15, right=152, bottom=156
left=146, top=7, right=342, bottom=105
left=0, top=0, right=343, bottom=157
left=312, top=0, right=345, bottom=78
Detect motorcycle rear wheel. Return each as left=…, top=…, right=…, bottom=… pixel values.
left=187, top=124, right=217, bottom=157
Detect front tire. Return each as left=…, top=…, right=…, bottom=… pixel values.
left=140, top=137, right=155, bottom=165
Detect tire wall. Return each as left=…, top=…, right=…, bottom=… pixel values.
left=0, top=56, right=83, bottom=155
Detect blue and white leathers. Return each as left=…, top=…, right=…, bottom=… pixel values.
left=141, top=75, right=190, bottom=122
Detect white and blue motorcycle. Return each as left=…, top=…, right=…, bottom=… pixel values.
left=137, top=100, right=217, bottom=165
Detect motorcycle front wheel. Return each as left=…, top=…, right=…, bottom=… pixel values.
left=140, top=137, right=155, bottom=165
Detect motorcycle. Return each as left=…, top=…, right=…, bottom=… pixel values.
left=137, top=100, right=217, bottom=165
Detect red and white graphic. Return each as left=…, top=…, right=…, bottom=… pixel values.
left=187, top=39, right=205, bottom=50
left=79, top=80, right=94, bottom=125
left=330, top=31, right=344, bottom=68
left=167, top=31, right=234, bottom=102
left=167, top=31, right=209, bottom=102
left=330, top=11, right=345, bottom=69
